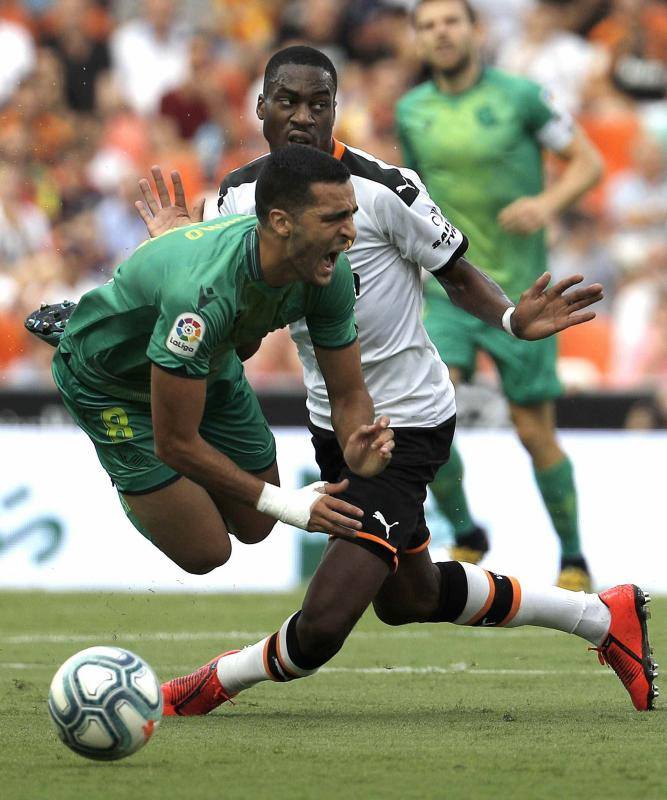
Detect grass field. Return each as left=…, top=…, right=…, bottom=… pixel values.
left=1, top=591, right=666, bottom=800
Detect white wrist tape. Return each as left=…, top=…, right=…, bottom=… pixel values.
left=256, top=481, right=327, bottom=530
left=502, top=306, right=516, bottom=337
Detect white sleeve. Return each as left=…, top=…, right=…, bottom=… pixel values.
left=534, top=88, right=576, bottom=153
left=217, top=184, right=238, bottom=217
left=372, top=169, right=468, bottom=274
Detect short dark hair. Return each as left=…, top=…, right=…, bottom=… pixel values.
left=255, top=145, right=350, bottom=225
left=263, top=45, right=338, bottom=95
left=413, top=0, right=477, bottom=24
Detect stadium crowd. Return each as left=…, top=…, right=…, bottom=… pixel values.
left=0, top=0, right=666, bottom=414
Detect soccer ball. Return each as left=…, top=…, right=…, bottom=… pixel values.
left=47, top=646, right=163, bottom=761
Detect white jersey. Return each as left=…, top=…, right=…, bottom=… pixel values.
left=218, top=141, right=468, bottom=430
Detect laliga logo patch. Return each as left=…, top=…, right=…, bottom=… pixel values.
left=166, top=312, right=206, bottom=358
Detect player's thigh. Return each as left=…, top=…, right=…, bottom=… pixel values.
left=423, top=292, right=479, bottom=379
left=208, top=461, right=280, bottom=545
left=310, top=420, right=453, bottom=567
left=199, top=374, right=279, bottom=544
left=52, top=352, right=179, bottom=496
left=373, top=548, right=441, bottom=625
left=480, top=326, right=562, bottom=406
left=121, top=478, right=232, bottom=574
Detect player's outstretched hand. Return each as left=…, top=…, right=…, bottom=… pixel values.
left=343, top=416, right=394, bottom=478
left=134, top=166, right=204, bottom=238
left=511, top=272, right=604, bottom=340
left=308, top=479, right=363, bottom=540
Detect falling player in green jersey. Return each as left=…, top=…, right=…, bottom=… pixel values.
left=397, top=0, right=603, bottom=590
left=50, top=145, right=394, bottom=573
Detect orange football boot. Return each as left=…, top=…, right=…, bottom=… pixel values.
left=593, top=585, right=659, bottom=711
left=162, top=650, right=239, bottom=716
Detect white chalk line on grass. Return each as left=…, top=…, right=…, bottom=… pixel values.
left=0, top=661, right=610, bottom=677
left=0, top=628, right=560, bottom=645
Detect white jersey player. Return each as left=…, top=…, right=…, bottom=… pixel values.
left=218, top=139, right=465, bottom=431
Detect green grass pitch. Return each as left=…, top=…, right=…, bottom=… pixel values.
left=1, top=590, right=665, bottom=800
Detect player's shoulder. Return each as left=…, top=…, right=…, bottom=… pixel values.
left=396, top=80, right=435, bottom=112
left=341, top=142, right=421, bottom=207
left=218, top=153, right=270, bottom=197
left=483, top=67, right=543, bottom=101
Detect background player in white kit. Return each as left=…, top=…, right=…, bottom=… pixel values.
left=134, top=48, right=656, bottom=714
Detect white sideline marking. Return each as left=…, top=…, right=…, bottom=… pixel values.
left=0, top=661, right=609, bottom=677
left=0, top=628, right=559, bottom=645
left=321, top=666, right=609, bottom=677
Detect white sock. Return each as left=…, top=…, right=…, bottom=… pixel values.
left=507, top=585, right=611, bottom=646
left=217, top=612, right=320, bottom=695
left=452, top=562, right=611, bottom=645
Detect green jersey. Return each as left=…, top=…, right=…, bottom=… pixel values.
left=59, top=215, right=357, bottom=402
left=396, top=68, right=573, bottom=301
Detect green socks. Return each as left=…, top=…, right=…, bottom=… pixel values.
left=430, top=444, right=475, bottom=536
left=534, top=457, right=581, bottom=558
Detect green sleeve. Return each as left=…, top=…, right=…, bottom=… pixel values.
left=147, top=287, right=232, bottom=378
left=305, top=255, right=358, bottom=349
left=396, top=103, right=420, bottom=172
left=520, top=79, right=559, bottom=136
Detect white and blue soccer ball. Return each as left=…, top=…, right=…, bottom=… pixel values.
left=47, top=646, right=163, bottom=761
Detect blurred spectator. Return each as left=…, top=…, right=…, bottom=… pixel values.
left=471, top=0, right=536, bottom=60
left=0, top=18, right=35, bottom=105
left=279, top=0, right=346, bottom=64
left=110, top=0, right=191, bottom=115
left=0, top=164, right=52, bottom=266
left=497, top=0, right=607, bottom=113
left=41, top=0, right=111, bottom=113
left=93, top=165, right=148, bottom=265
left=550, top=211, right=616, bottom=313
left=605, top=133, right=667, bottom=253
left=589, top=0, right=667, bottom=102
left=159, top=31, right=218, bottom=140
left=610, top=241, right=667, bottom=387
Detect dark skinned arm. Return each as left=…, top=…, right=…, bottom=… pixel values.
left=314, top=339, right=394, bottom=478
left=436, top=257, right=604, bottom=340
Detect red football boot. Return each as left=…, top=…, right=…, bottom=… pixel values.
left=162, top=650, right=239, bottom=716
left=593, top=585, right=659, bottom=711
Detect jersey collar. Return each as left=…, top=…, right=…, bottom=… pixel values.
left=332, top=138, right=346, bottom=160
left=244, top=225, right=263, bottom=281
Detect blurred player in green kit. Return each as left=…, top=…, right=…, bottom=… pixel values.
left=397, top=0, right=603, bottom=590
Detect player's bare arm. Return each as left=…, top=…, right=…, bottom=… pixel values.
left=314, top=340, right=394, bottom=478
left=498, top=127, right=603, bottom=235
left=438, top=257, right=603, bottom=340
left=135, top=166, right=204, bottom=236
left=151, top=364, right=363, bottom=537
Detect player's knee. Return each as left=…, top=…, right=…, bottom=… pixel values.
left=175, top=544, right=232, bottom=574
left=297, top=608, right=351, bottom=658
left=513, top=417, right=545, bottom=456
left=373, top=599, right=432, bottom=626
left=373, top=603, right=409, bottom=626
left=228, top=517, right=277, bottom=545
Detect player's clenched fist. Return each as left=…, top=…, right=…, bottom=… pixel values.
left=343, top=416, right=394, bottom=478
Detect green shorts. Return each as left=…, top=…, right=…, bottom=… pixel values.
left=52, top=350, right=277, bottom=496
left=424, top=294, right=562, bottom=406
